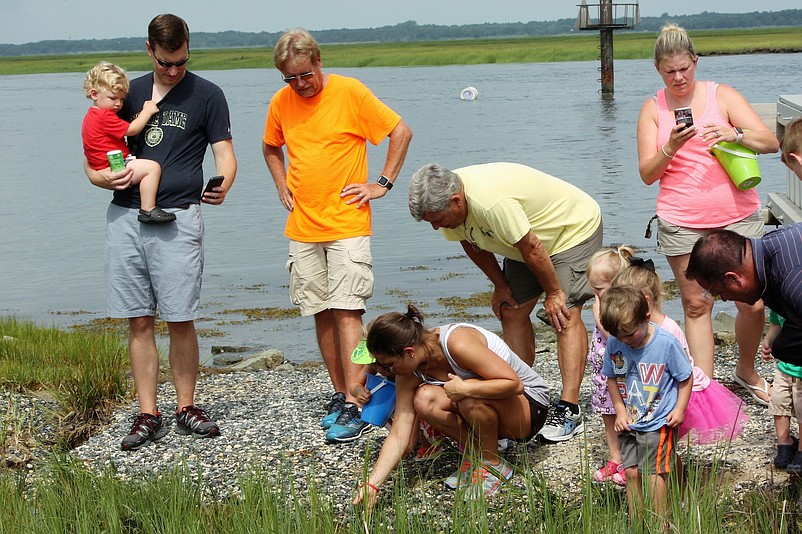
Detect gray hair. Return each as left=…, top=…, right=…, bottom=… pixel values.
left=654, top=23, right=697, bottom=66
left=274, top=28, right=321, bottom=70
left=408, top=163, right=463, bottom=221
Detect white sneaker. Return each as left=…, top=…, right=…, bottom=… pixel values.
left=444, top=459, right=473, bottom=489
left=497, top=437, right=516, bottom=451
left=537, top=404, right=584, bottom=442
left=462, top=457, right=514, bottom=500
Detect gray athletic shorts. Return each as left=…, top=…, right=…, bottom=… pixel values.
left=619, top=426, right=677, bottom=475
left=503, top=221, right=603, bottom=308
left=105, top=203, right=203, bottom=322
left=656, top=209, right=764, bottom=256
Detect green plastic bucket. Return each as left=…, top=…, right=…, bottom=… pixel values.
left=710, top=141, right=761, bottom=190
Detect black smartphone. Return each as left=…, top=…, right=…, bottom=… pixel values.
left=674, top=107, right=693, bottom=131
left=203, top=175, right=224, bottom=194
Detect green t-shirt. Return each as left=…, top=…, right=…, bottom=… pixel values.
left=771, top=310, right=802, bottom=379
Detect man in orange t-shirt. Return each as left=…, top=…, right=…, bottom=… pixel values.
left=263, top=28, right=412, bottom=443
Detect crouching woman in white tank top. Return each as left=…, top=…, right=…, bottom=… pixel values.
left=353, top=304, right=550, bottom=508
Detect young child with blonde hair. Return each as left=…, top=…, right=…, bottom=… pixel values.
left=82, top=62, right=173, bottom=223
left=613, top=261, right=748, bottom=444
left=585, top=245, right=635, bottom=486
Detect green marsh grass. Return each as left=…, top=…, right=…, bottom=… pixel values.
left=0, top=447, right=797, bottom=533
left=0, top=317, right=128, bottom=447
left=1, top=27, right=800, bottom=75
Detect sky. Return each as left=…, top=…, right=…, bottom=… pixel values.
left=2, top=0, right=800, bottom=45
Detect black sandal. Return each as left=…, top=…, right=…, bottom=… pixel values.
left=138, top=207, right=176, bottom=224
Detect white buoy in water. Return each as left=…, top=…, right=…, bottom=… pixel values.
left=460, top=86, right=478, bottom=101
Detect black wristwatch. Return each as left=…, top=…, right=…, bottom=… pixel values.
left=376, top=175, right=393, bottom=190
left=734, top=127, right=744, bottom=143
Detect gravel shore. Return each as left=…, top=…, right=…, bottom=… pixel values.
left=60, top=329, right=787, bottom=512
left=1, top=321, right=790, bottom=519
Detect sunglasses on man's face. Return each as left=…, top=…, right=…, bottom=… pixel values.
left=154, top=52, right=190, bottom=69
left=282, top=71, right=315, bottom=84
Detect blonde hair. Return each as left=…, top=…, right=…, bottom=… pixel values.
left=273, top=28, right=321, bottom=70
left=781, top=118, right=802, bottom=166
left=654, top=23, right=697, bottom=66
left=612, top=264, right=664, bottom=312
left=586, top=245, right=635, bottom=285
left=83, top=62, right=129, bottom=98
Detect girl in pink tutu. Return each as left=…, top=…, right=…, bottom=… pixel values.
left=585, top=245, right=636, bottom=486
left=613, top=262, right=748, bottom=445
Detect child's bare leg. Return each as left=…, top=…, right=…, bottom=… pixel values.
left=602, top=414, right=622, bottom=463
left=649, top=473, right=669, bottom=530
left=776, top=415, right=793, bottom=445
left=128, top=159, right=162, bottom=212
left=625, top=466, right=642, bottom=524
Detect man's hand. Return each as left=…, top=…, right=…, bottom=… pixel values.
left=341, top=183, right=387, bottom=209
left=491, top=285, right=518, bottom=319
left=202, top=184, right=228, bottom=205
left=102, top=167, right=134, bottom=190
left=542, top=290, right=570, bottom=333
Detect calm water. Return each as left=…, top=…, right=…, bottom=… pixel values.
left=0, top=55, right=797, bottom=363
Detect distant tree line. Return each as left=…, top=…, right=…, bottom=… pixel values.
left=2, top=9, right=800, bottom=57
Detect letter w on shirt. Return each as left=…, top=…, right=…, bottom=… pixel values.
left=638, top=362, right=665, bottom=386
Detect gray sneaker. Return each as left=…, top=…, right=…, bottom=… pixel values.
left=175, top=405, right=220, bottom=438
left=538, top=404, right=584, bottom=442
left=120, top=413, right=169, bottom=451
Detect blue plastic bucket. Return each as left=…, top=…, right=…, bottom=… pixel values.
left=362, top=373, right=396, bottom=426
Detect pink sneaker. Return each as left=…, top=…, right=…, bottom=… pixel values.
left=594, top=460, right=626, bottom=486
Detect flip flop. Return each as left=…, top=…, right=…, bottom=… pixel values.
left=731, top=371, right=770, bottom=407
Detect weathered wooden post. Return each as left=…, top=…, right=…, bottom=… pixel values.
left=576, top=1, right=639, bottom=95
left=599, top=0, right=614, bottom=94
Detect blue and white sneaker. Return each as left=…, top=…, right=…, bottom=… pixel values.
left=325, top=403, right=372, bottom=443
left=537, top=403, right=583, bottom=442
left=321, top=392, right=346, bottom=430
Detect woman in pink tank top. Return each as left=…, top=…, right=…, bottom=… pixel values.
left=636, top=24, right=779, bottom=405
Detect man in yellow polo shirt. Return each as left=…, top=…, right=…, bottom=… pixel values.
left=263, top=29, right=412, bottom=443
left=409, top=162, right=603, bottom=442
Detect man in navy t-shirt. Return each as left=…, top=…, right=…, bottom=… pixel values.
left=83, top=13, right=237, bottom=451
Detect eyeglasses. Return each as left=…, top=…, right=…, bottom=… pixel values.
left=374, top=360, right=396, bottom=375
left=282, top=71, right=315, bottom=84
left=701, top=276, right=723, bottom=299
left=154, top=51, right=190, bottom=69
